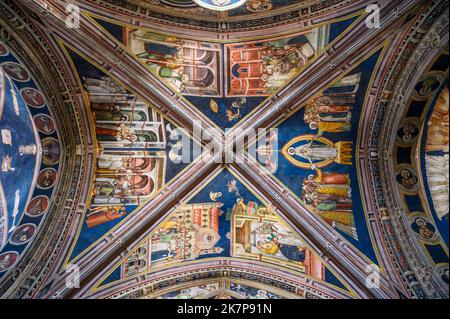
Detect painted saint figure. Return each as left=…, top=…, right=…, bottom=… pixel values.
left=411, top=217, right=437, bottom=241
left=396, top=168, right=419, bottom=191
left=284, top=136, right=353, bottom=169
left=257, top=237, right=306, bottom=262
left=228, top=33, right=317, bottom=96
left=397, top=119, right=420, bottom=144
left=301, top=169, right=356, bottom=239
left=304, top=98, right=352, bottom=135
left=130, top=30, right=221, bottom=96
left=26, top=196, right=49, bottom=217
left=37, top=169, right=56, bottom=189
left=425, top=87, right=449, bottom=153
left=96, top=123, right=135, bottom=142
left=425, top=154, right=449, bottom=220
left=83, top=76, right=126, bottom=94
left=97, top=156, right=156, bottom=174
left=94, top=110, right=146, bottom=122
left=0, top=252, right=17, bottom=272
left=1, top=155, right=15, bottom=172
left=86, top=206, right=126, bottom=228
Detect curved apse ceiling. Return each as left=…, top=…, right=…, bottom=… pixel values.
left=0, top=0, right=448, bottom=302
left=0, top=42, right=61, bottom=277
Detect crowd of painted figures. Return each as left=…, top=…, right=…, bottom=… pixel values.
left=82, top=76, right=166, bottom=228
left=81, top=26, right=361, bottom=247
left=126, top=28, right=328, bottom=98
left=301, top=169, right=355, bottom=238
left=120, top=194, right=325, bottom=280
left=232, top=199, right=325, bottom=279
left=296, top=73, right=361, bottom=239
left=303, top=73, right=360, bottom=135
left=129, top=30, right=222, bottom=96
left=122, top=202, right=223, bottom=276
left=227, top=35, right=315, bottom=96
left=253, top=72, right=361, bottom=239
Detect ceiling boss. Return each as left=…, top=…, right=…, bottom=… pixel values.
left=193, top=0, right=248, bottom=11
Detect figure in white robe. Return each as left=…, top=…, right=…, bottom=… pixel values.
left=288, top=140, right=338, bottom=164
left=425, top=154, right=449, bottom=220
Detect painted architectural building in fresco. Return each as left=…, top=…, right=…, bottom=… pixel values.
left=0, top=0, right=448, bottom=301
left=122, top=202, right=223, bottom=276
left=81, top=76, right=167, bottom=227
left=226, top=27, right=328, bottom=96
left=231, top=200, right=324, bottom=279
left=127, top=30, right=223, bottom=97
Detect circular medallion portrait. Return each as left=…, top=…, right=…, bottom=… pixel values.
left=193, top=0, right=248, bottom=11
left=37, top=168, right=58, bottom=190
left=41, top=137, right=61, bottom=166
left=396, top=118, right=420, bottom=146
left=1, top=62, right=30, bottom=82
left=20, top=87, right=46, bottom=108
left=26, top=195, right=50, bottom=217
left=413, top=72, right=445, bottom=100
left=245, top=0, right=272, bottom=12
left=0, top=42, right=9, bottom=56
left=410, top=215, right=438, bottom=242
left=34, top=114, right=55, bottom=134
left=395, top=166, right=419, bottom=193
left=437, top=264, right=449, bottom=285
left=9, top=223, right=36, bottom=246
left=0, top=251, right=18, bottom=273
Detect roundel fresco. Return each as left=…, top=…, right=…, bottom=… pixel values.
left=0, top=41, right=61, bottom=277
left=193, top=0, right=248, bottom=11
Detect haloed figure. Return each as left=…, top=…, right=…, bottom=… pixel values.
left=257, top=237, right=306, bottom=262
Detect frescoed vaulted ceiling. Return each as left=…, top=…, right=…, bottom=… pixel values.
left=0, top=0, right=448, bottom=299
